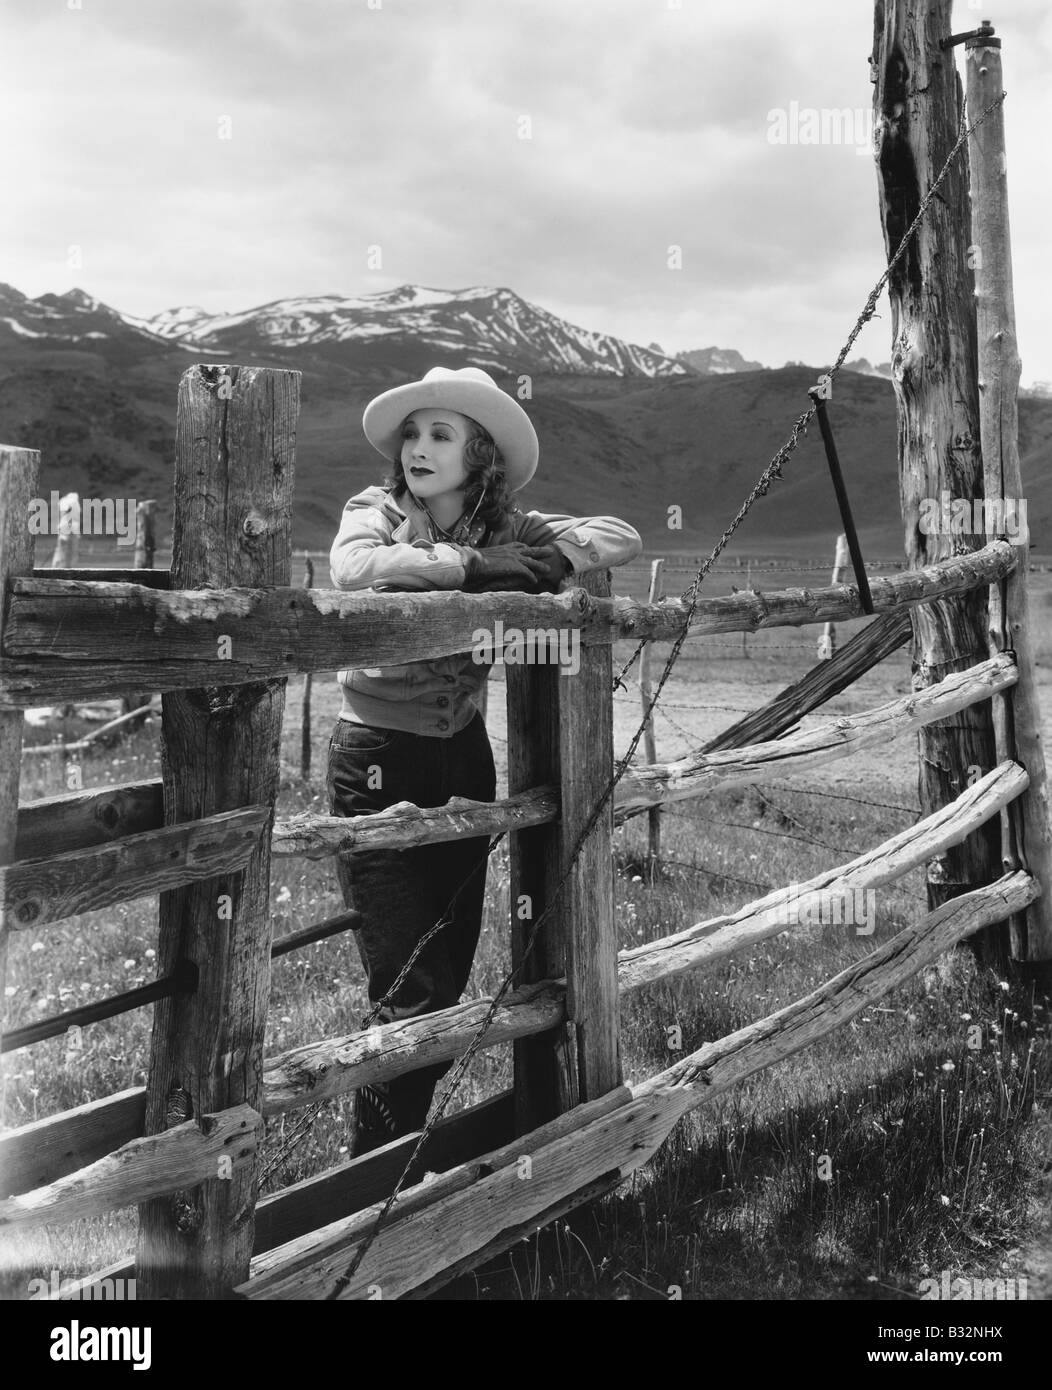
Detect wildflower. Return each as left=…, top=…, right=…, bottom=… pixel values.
left=999, top=980, right=1010, bottom=992
left=145, top=948, right=156, bottom=959
left=275, top=886, right=292, bottom=906
left=940, top=1195, right=951, bottom=1207
left=30, top=941, right=44, bottom=953
left=940, top=1061, right=955, bottom=1072
left=123, top=958, right=136, bottom=969
left=4, top=986, right=15, bottom=998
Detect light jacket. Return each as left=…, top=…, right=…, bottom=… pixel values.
left=329, top=484, right=643, bottom=737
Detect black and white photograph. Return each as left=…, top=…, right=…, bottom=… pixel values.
left=1, top=0, right=1050, bottom=1350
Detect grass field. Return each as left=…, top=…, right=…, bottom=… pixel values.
left=2, top=558, right=1051, bottom=1301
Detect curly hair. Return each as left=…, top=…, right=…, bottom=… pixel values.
left=382, top=415, right=515, bottom=531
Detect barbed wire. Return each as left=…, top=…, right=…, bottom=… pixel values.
left=641, top=855, right=774, bottom=893
left=660, top=803, right=838, bottom=854
left=752, top=785, right=838, bottom=848
left=656, top=707, right=734, bottom=743
left=616, top=696, right=760, bottom=718
left=757, top=782, right=922, bottom=816
left=259, top=1102, right=327, bottom=1190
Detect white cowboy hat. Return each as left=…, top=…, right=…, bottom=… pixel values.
left=362, top=366, right=539, bottom=493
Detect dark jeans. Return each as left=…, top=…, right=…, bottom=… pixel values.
left=326, top=711, right=496, bottom=1149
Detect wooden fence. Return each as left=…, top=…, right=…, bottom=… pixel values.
left=2, top=13, right=1049, bottom=1300
left=0, top=378, right=1045, bottom=1295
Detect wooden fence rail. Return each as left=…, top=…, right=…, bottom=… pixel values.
left=0, top=542, right=1017, bottom=708
left=0, top=807, right=268, bottom=932
left=0, top=1105, right=261, bottom=1231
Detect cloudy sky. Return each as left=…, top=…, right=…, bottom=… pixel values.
left=4, top=0, right=1051, bottom=384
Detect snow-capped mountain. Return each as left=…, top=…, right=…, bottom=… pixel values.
left=0, top=279, right=794, bottom=382
left=0, top=283, right=171, bottom=348
left=675, top=345, right=765, bottom=375
left=130, top=304, right=216, bottom=342
left=125, top=283, right=690, bottom=378
left=0, top=281, right=694, bottom=377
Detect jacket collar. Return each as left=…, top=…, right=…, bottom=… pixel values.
left=388, top=486, right=491, bottom=548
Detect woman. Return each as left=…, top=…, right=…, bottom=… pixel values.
left=328, top=365, right=642, bottom=1153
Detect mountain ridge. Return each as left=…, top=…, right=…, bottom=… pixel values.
left=2, top=280, right=1051, bottom=557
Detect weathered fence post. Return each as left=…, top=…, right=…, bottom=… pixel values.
left=134, top=498, right=156, bottom=571
left=300, top=553, right=313, bottom=779
left=137, top=364, right=300, bottom=1297
left=873, top=0, right=1001, bottom=955
left=0, top=447, right=38, bottom=1036
left=966, top=29, right=1052, bottom=963
left=49, top=491, right=79, bottom=569
left=639, top=558, right=664, bottom=878
left=507, top=569, right=621, bottom=1133
left=122, top=499, right=158, bottom=725
left=817, top=534, right=848, bottom=660
left=52, top=492, right=80, bottom=717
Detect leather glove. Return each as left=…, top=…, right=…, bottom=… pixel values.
left=461, top=542, right=550, bottom=591
left=527, top=543, right=573, bottom=592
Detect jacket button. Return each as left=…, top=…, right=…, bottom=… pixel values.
left=437, top=718, right=450, bottom=731
left=437, top=696, right=449, bottom=707
left=427, top=552, right=439, bottom=561
left=589, top=550, right=599, bottom=562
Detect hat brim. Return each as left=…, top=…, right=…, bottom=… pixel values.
left=362, top=379, right=538, bottom=492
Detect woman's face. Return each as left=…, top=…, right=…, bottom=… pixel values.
left=399, top=408, right=473, bottom=505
